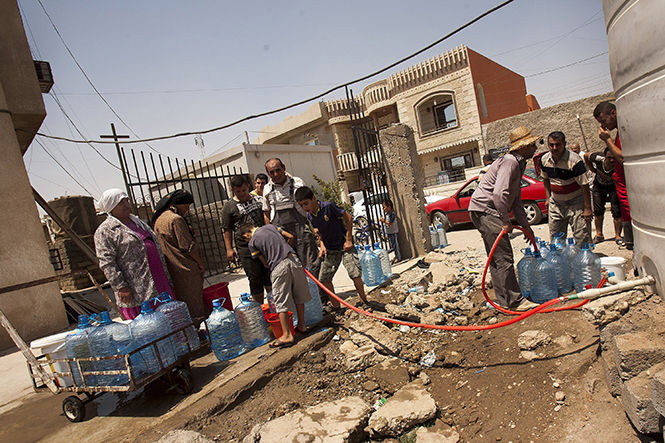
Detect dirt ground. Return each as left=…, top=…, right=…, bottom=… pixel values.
left=191, top=281, right=653, bottom=442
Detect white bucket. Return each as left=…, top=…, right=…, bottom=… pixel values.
left=30, top=330, right=73, bottom=387
left=600, top=256, right=627, bottom=281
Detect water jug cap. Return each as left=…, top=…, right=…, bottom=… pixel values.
left=77, top=314, right=90, bottom=327
left=608, top=271, right=615, bottom=277
left=364, top=245, right=371, bottom=251
left=549, top=244, right=557, bottom=251
left=581, top=242, right=589, bottom=250
left=240, top=293, right=252, bottom=303
left=567, top=238, right=575, bottom=245
left=140, top=301, right=153, bottom=314
left=533, top=250, right=541, bottom=257
left=212, top=298, right=221, bottom=308
left=157, top=292, right=173, bottom=303
left=437, top=223, right=442, bottom=228
left=523, top=248, right=533, bottom=256
left=374, top=242, right=379, bottom=249
left=99, top=311, right=112, bottom=324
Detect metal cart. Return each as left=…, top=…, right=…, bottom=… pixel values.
left=28, top=322, right=209, bottom=422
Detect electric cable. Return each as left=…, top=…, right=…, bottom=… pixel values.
left=34, top=138, right=94, bottom=196
left=26, top=0, right=516, bottom=145
left=525, top=51, right=608, bottom=78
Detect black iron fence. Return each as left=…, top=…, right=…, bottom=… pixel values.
left=120, top=148, right=246, bottom=277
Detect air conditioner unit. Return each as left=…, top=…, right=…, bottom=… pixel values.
left=33, top=60, right=54, bottom=93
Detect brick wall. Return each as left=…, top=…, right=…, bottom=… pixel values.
left=51, top=235, right=106, bottom=291
left=482, top=92, right=614, bottom=155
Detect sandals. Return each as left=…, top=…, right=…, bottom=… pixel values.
left=269, top=339, right=294, bottom=349
left=615, top=238, right=626, bottom=247
left=594, top=235, right=605, bottom=243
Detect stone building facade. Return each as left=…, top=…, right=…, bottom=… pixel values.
left=254, top=45, right=537, bottom=196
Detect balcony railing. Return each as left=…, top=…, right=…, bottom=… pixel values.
left=423, top=169, right=466, bottom=188
left=337, top=150, right=384, bottom=173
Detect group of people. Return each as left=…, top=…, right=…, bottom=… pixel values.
left=469, top=100, right=632, bottom=311
left=94, top=157, right=390, bottom=348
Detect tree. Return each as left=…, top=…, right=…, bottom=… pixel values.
left=311, top=174, right=353, bottom=215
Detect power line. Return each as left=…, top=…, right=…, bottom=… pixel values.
left=27, top=0, right=516, bottom=145
left=56, top=83, right=339, bottom=96
left=36, top=0, right=164, bottom=156
left=35, top=138, right=95, bottom=196
left=525, top=51, right=608, bottom=78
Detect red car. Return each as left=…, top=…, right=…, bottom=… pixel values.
left=425, top=171, right=548, bottom=230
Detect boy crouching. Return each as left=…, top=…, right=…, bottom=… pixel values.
left=240, top=224, right=310, bottom=347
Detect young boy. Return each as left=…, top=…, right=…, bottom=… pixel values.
left=380, top=199, right=401, bottom=263
left=295, top=187, right=368, bottom=308
left=241, top=224, right=310, bottom=347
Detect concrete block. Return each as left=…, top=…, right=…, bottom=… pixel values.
left=368, top=380, right=437, bottom=437
left=621, top=365, right=665, bottom=434
left=601, top=348, right=622, bottom=397
left=612, top=332, right=665, bottom=380
left=600, top=321, right=637, bottom=353
left=651, top=368, right=665, bottom=417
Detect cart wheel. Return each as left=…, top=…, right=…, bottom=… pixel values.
left=173, top=368, right=194, bottom=395
left=62, top=396, right=86, bottom=422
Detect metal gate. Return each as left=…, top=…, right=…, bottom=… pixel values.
left=345, top=87, right=391, bottom=250
left=120, top=147, right=246, bottom=277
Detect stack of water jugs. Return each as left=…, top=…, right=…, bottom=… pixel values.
left=517, top=238, right=601, bottom=304
left=64, top=293, right=200, bottom=386
left=359, top=243, right=392, bottom=287
left=429, top=223, right=449, bottom=250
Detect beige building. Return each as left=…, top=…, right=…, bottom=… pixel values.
left=255, top=45, right=538, bottom=196
left=0, top=1, right=68, bottom=348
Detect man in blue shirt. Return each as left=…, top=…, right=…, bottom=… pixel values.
left=295, top=187, right=368, bottom=308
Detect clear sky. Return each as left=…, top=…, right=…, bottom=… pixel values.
left=17, top=0, right=612, bottom=201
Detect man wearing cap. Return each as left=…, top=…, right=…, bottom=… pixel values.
left=468, top=127, right=539, bottom=311
left=540, top=131, right=592, bottom=247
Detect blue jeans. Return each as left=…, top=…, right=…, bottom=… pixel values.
left=388, top=233, right=401, bottom=261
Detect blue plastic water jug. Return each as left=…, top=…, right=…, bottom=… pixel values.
left=208, top=298, right=246, bottom=361
left=155, top=293, right=200, bottom=357
left=529, top=251, right=558, bottom=303
left=65, top=315, right=94, bottom=386
left=546, top=244, right=572, bottom=294
left=572, top=242, right=602, bottom=292
left=436, top=223, right=448, bottom=248
left=429, top=226, right=439, bottom=250
left=360, top=245, right=383, bottom=286
left=234, top=293, right=270, bottom=349
left=373, top=242, right=392, bottom=280
left=562, top=238, right=581, bottom=282
left=303, top=276, right=324, bottom=327
left=129, top=302, right=176, bottom=378
left=516, top=248, right=536, bottom=297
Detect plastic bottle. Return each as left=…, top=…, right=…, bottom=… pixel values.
left=406, top=285, right=425, bottom=294
left=373, top=242, right=392, bottom=280
left=436, top=223, right=448, bottom=249
left=234, top=293, right=270, bottom=349
left=529, top=250, right=558, bottom=304
left=562, top=238, right=581, bottom=283
left=303, top=276, right=324, bottom=327
left=552, top=232, right=566, bottom=250
left=546, top=244, right=572, bottom=294
left=65, top=315, right=94, bottom=386
left=572, top=242, right=602, bottom=293
left=360, top=245, right=383, bottom=286
left=538, top=240, right=550, bottom=259
left=88, top=311, right=125, bottom=385
left=429, top=226, right=439, bottom=250
left=156, top=293, right=200, bottom=357
left=129, top=301, right=176, bottom=378
left=208, top=298, right=246, bottom=361
left=516, top=248, right=536, bottom=297
left=266, top=290, right=277, bottom=314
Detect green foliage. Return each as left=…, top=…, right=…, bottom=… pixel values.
left=311, top=174, right=353, bottom=215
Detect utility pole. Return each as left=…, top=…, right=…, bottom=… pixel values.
left=100, top=123, right=132, bottom=201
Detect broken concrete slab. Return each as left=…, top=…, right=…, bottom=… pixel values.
left=157, top=430, right=213, bottom=443
left=365, top=358, right=411, bottom=394
left=518, top=330, right=552, bottom=351
left=348, top=319, right=402, bottom=355
left=429, top=262, right=458, bottom=285
left=621, top=365, right=665, bottom=434
left=600, top=321, right=638, bottom=352
left=339, top=340, right=359, bottom=355
left=651, top=367, right=665, bottom=417
left=582, top=292, right=632, bottom=325
left=368, top=380, right=437, bottom=437
left=384, top=304, right=421, bottom=322
left=243, top=396, right=371, bottom=443
left=415, top=425, right=460, bottom=443
left=612, top=332, right=665, bottom=380
left=345, top=345, right=386, bottom=373
left=601, top=348, right=622, bottom=397
left=423, top=251, right=445, bottom=264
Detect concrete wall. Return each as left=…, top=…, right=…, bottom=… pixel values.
left=254, top=102, right=328, bottom=145
left=467, top=48, right=529, bottom=124
left=380, top=124, right=432, bottom=259
left=482, top=92, right=615, bottom=155
left=0, top=1, right=68, bottom=349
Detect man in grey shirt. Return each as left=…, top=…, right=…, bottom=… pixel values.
left=468, top=126, right=539, bottom=311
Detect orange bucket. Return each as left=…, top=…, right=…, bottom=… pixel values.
left=265, top=312, right=295, bottom=339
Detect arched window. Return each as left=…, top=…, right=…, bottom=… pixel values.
left=415, top=92, right=458, bottom=136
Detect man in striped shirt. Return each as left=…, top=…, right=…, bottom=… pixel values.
left=540, top=131, right=593, bottom=247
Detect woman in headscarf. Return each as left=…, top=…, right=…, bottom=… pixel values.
left=94, top=188, right=173, bottom=320
left=152, top=189, right=207, bottom=321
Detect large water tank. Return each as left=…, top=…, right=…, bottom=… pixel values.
left=47, top=195, right=99, bottom=239
left=603, top=0, right=665, bottom=296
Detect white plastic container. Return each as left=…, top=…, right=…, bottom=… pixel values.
left=600, top=256, right=627, bottom=281
left=30, top=331, right=73, bottom=387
